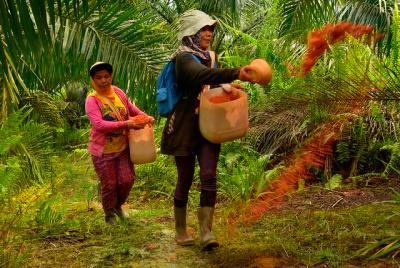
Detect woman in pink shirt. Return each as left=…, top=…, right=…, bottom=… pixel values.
left=85, top=62, right=154, bottom=224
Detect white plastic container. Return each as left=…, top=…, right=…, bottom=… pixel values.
left=199, top=87, right=249, bottom=144
left=129, top=125, right=156, bottom=164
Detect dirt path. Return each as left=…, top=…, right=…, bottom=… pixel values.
left=22, top=176, right=400, bottom=267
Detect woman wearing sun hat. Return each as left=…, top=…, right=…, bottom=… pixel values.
left=160, top=10, right=256, bottom=250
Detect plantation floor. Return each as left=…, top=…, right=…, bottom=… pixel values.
left=13, top=175, right=399, bottom=267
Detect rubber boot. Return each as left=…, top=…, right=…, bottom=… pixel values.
left=174, top=207, right=194, bottom=246
left=115, top=206, right=128, bottom=220
left=104, top=209, right=116, bottom=225
left=198, top=207, right=219, bottom=251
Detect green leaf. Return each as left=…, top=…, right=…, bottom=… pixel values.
left=324, top=174, right=343, bottom=190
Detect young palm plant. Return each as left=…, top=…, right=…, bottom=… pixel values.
left=0, top=108, right=55, bottom=241
left=244, top=25, right=400, bottom=220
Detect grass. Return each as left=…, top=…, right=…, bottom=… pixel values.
left=242, top=204, right=398, bottom=266
left=18, top=200, right=209, bottom=268
left=201, top=204, right=399, bottom=268
left=1, top=151, right=399, bottom=267
left=7, top=195, right=399, bottom=267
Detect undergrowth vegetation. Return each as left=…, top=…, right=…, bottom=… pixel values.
left=1, top=0, right=400, bottom=266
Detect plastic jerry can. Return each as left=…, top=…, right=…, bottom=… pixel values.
left=129, top=125, right=157, bottom=164
left=199, top=87, right=248, bottom=144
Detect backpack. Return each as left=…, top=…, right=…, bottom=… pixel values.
left=156, top=54, right=201, bottom=117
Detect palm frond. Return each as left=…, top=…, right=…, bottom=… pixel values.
left=249, top=35, right=400, bottom=155
left=339, top=0, right=393, bottom=31
left=248, top=98, right=310, bottom=154
left=1, top=0, right=172, bottom=117
left=86, top=2, right=167, bottom=113
left=278, top=0, right=396, bottom=57
left=278, top=0, right=337, bottom=39
left=0, top=0, right=86, bottom=119
left=197, top=0, right=243, bottom=26
left=0, top=108, right=53, bottom=189
left=0, top=39, right=28, bottom=121
left=339, top=0, right=395, bottom=55
left=149, top=0, right=183, bottom=23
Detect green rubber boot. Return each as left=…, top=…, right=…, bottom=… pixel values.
left=104, top=209, right=116, bottom=225
left=115, top=206, right=128, bottom=220
left=198, top=207, right=219, bottom=251
left=174, top=207, right=194, bottom=246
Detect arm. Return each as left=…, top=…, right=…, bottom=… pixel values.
left=175, top=52, right=240, bottom=91
left=126, top=101, right=146, bottom=117
left=85, top=96, right=129, bottom=133
left=113, top=86, right=155, bottom=126
left=113, top=86, right=146, bottom=117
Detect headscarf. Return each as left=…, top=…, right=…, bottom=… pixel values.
left=91, top=79, right=114, bottom=99
left=171, top=31, right=211, bottom=61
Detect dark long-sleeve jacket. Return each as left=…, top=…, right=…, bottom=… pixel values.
left=161, top=52, right=240, bottom=156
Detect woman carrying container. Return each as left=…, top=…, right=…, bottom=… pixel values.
left=85, top=62, right=154, bottom=224
left=161, top=10, right=256, bottom=250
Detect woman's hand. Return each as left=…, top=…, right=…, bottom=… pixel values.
left=239, top=60, right=272, bottom=85
left=127, top=119, right=146, bottom=130
left=147, top=116, right=155, bottom=126
left=239, top=65, right=256, bottom=82
left=221, top=83, right=243, bottom=93
left=230, top=83, right=243, bottom=91
left=128, top=114, right=154, bottom=129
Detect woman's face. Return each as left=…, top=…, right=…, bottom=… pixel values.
left=199, top=25, right=214, bottom=49
left=92, top=70, right=112, bottom=91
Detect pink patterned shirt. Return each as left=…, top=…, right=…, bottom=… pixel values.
left=85, top=86, right=145, bottom=157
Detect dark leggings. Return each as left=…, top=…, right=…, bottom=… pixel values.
left=174, top=140, right=220, bottom=208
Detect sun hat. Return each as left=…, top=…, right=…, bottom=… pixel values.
left=177, top=10, right=217, bottom=41
left=89, top=62, right=113, bottom=77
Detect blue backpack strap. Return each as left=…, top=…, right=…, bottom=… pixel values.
left=191, top=54, right=201, bottom=63
left=156, top=53, right=216, bottom=117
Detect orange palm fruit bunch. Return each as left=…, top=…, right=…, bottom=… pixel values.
left=209, top=91, right=240, bottom=103
left=301, top=22, right=375, bottom=76
left=130, top=114, right=152, bottom=126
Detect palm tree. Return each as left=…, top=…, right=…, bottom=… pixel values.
left=0, top=0, right=170, bottom=120
left=0, top=0, right=272, bottom=121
